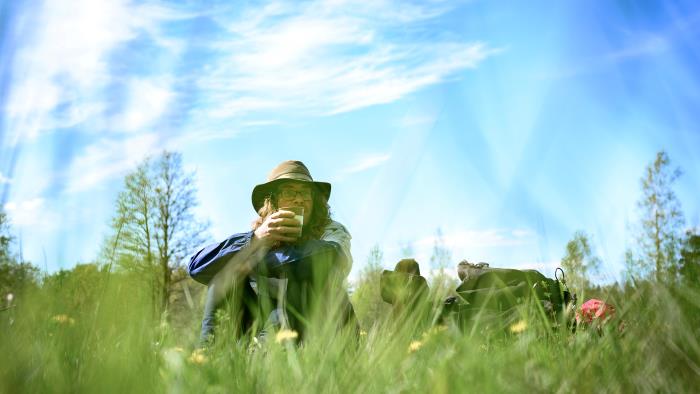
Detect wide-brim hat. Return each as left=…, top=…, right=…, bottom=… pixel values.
left=251, top=160, right=331, bottom=212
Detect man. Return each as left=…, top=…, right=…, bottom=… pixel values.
left=188, top=160, right=354, bottom=343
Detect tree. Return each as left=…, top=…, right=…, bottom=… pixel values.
left=428, top=228, right=457, bottom=298
left=0, top=210, right=12, bottom=266
left=626, top=151, right=685, bottom=282
left=560, top=231, right=600, bottom=291
left=679, top=230, right=700, bottom=287
left=43, top=263, right=109, bottom=313
left=104, top=151, right=208, bottom=316
left=0, top=210, right=40, bottom=301
left=351, top=244, right=391, bottom=328
left=429, top=228, right=452, bottom=272
left=399, top=240, right=414, bottom=259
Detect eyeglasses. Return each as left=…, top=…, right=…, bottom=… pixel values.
left=276, top=188, right=313, bottom=201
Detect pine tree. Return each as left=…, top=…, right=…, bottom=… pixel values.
left=626, top=151, right=685, bottom=282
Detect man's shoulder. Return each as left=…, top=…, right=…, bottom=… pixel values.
left=324, top=220, right=351, bottom=237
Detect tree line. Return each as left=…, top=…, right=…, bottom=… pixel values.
left=1, top=150, right=699, bottom=321
left=1, top=151, right=209, bottom=320
left=560, top=151, right=699, bottom=290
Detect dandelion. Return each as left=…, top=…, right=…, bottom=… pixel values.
left=6, top=293, right=13, bottom=303
left=408, top=340, right=423, bottom=353
left=51, top=314, right=75, bottom=325
left=188, top=349, right=208, bottom=365
left=275, top=329, right=299, bottom=344
left=510, top=320, right=527, bottom=333
left=359, top=330, right=368, bottom=337
left=422, top=325, right=448, bottom=339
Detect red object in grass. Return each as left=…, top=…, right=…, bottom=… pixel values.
left=576, top=299, right=616, bottom=325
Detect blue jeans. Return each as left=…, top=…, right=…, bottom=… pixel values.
left=199, top=278, right=358, bottom=344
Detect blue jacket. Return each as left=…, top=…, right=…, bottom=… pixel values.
left=188, top=228, right=351, bottom=285
left=188, top=221, right=352, bottom=342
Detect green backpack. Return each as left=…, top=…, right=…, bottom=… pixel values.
left=446, top=261, right=575, bottom=328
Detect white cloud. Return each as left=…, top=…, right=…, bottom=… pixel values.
left=414, top=228, right=535, bottom=250
left=341, top=153, right=392, bottom=175
left=375, top=228, right=538, bottom=274
left=5, top=0, right=134, bottom=141
left=197, top=0, right=498, bottom=120
left=4, top=0, right=193, bottom=143
left=539, top=31, right=671, bottom=81
left=399, top=113, right=437, bottom=128
left=606, top=34, right=669, bottom=60
left=504, top=260, right=563, bottom=275
left=114, top=77, right=175, bottom=132
left=0, top=172, right=11, bottom=184
left=65, top=134, right=162, bottom=193
left=4, top=0, right=496, bottom=146
left=3, top=197, right=48, bottom=227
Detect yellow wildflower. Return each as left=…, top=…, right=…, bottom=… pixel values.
left=509, top=320, right=527, bottom=333
left=188, top=349, right=208, bottom=365
left=421, top=325, right=448, bottom=339
left=408, top=340, right=423, bottom=353
left=51, top=314, right=75, bottom=325
left=359, top=330, right=368, bottom=337
left=275, top=329, right=299, bottom=344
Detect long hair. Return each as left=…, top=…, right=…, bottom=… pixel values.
left=252, top=186, right=331, bottom=242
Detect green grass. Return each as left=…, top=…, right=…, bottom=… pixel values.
left=2, top=274, right=699, bottom=393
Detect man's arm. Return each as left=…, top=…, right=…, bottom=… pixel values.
left=321, top=220, right=353, bottom=277
left=188, top=231, right=257, bottom=285
left=189, top=208, right=304, bottom=285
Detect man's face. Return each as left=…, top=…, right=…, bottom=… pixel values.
left=275, top=182, right=314, bottom=224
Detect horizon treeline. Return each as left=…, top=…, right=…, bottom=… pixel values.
left=1, top=150, right=699, bottom=321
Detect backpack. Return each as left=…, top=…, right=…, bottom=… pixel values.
left=447, top=261, right=575, bottom=328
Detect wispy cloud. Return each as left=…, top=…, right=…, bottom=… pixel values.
left=341, top=153, right=392, bottom=175
left=369, top=228, right=541, bottom=281
left=540, top=29, right=674, bottom=80
left=112, top=77, right=176, bottom=133
left=3, top=0, right=496, bottom=192
left=7, top=0, right=496, bottom=144
left=0, top=172, right=11, bottom=184
left=605, top=34, right=669, bottom=61
left=504, top=260, right=562, bottom=273
left=65, top=134, right=163, bottom=193
left=386, top=228, right=537, bottom=269
left=3, top=0, right=193, bottom=144
left=398, top=113, right=437, bottom=128
left=197, top=0, right=498, bottom=120
left=414, top=228, right=536, bottom=250
left=3, top=197, right=49, bottom=227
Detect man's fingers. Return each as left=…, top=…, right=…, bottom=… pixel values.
left=271, top=226, right=302, bottom=235
left=271, top=233, right=298, bottom=242
left=272, top=210, right=295, bottom=219
left=270, top=218, right=300, bottom=227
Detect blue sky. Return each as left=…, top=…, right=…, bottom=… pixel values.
left=1, top=0, right=699, bottom=283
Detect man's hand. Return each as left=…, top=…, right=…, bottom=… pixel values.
left=253, top=209, right=301, bottom=247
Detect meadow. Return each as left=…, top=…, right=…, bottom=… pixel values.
left=2, top=268, right=699, bottom=394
